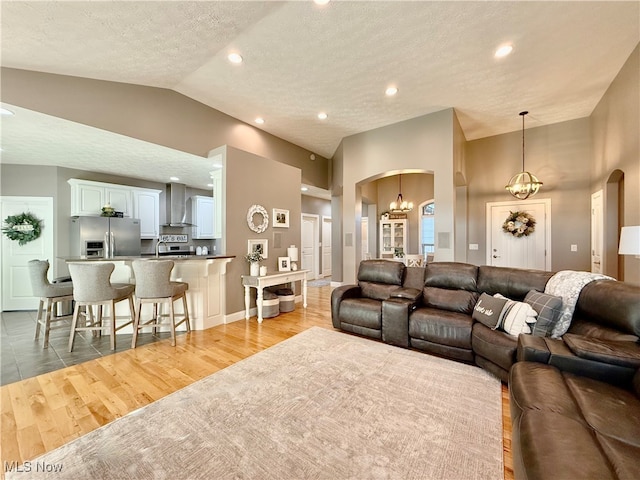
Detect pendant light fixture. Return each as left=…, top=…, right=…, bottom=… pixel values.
left=505, top=111, right=543, bottom=200
left=390, top=174, right=413, bottom=213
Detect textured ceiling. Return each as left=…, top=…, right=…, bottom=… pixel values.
left=1, top=1, right=639, bottom=186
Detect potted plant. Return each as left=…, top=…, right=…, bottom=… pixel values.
left=245, top=251, right=263, bottom=276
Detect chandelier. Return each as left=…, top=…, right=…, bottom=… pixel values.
left=506, top=111, right=543, bottom=200
left=390, top=174, right=413, bottom=213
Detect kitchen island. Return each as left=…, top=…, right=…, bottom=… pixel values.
left=62, top=255, right=235, bottom=331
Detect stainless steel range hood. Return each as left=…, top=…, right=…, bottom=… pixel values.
left=162, top=183, right=195, bottom=227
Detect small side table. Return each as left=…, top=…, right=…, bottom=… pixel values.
left=241, top=270, right=309, bottom=323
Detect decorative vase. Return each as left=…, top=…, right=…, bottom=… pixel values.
left=250, top=262, right=260, bottom=276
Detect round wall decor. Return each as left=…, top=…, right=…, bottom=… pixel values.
left=247, top=204, right=269, bottom=233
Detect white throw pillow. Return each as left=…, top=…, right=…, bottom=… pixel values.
left=493, top=294, right=538, bottom=336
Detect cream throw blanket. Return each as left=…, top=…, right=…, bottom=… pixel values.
left=545, top=270, right=613, bottom=338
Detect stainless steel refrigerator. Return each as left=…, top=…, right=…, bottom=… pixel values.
left=71, top=216, right=141, bottom=258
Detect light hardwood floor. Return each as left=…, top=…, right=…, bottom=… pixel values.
left=1, top=285, right=514, bottom=480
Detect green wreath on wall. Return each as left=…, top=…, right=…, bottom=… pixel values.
left=2, top=212, right=43, bottom=246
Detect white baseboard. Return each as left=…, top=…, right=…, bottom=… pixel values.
left=330, top=281, right=343, bottom=287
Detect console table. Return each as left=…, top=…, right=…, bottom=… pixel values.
left=242, top=270, right=309, bottom=323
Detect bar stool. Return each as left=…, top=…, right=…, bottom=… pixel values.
left=28, top=259, right=74, bottom=348
left=131, top=260, right=190, bottom=348
left=68, top=262, right=135, bottom=351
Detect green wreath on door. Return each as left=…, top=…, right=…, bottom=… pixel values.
left=2, top=212, right=43, bottom=246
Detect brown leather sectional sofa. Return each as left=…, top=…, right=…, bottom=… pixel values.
left=331, top=259, right=640, bottom=480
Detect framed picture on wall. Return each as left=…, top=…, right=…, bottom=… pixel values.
left=278, top=256, right=291, bottom=272
left=273, top=208, right=289, bottom=228
left=247, top=239, right=268, bottom=259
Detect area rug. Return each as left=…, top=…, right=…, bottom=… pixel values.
left=12, top=327, right=503, bottom=479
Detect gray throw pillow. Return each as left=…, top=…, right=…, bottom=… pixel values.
left=472, top=293, right=507, bottom=329
left=524, top=290, right=563, bottom=337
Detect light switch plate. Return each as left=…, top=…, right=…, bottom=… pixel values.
left=571, top=244, right=578, bottom=252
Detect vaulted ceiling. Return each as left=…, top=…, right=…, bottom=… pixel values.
left=1, top=1, right=638, bottom=187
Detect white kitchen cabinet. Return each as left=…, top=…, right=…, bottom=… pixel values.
left=104, top=185, right=133, bottom=217
left=379, top=218, right=407, bottom=257
left=190, top=195, right=215, bottom=239
left=69, top=179, right=105, bottom=216
left=132, top=188, right=161, bottom=239
left=69, top=179, right=135, bottom=217
left=69, top=179, right=161, bottom=239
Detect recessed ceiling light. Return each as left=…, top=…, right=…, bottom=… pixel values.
left=314, top=0, right=330, bottom=5
left=228, top=52, right=243, bottom=64
left=301, top=187, right=309, bottom=192
left=317, top=112, right=328, bottom=120
left=170, top=176, right=180, bottom=182
left=385, top=86, right=398, bottom=96
left=495, top=44, right=513, bottom=58
left=255, top=117, right=265, bottom=124
left=1, top=108, right=15, bottom=116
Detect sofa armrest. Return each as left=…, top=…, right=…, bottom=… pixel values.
left=330, top=285, right=362, bottom=329
left=382, top=298, right=413, bottom=348
left=391, top=287, right=422, bottom=302
left=517, top=335, right=552, bottom=363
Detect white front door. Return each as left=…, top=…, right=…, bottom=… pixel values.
left=321, top=216, right=332, bottom=277
left=591, top=190, right=604, bottom=274
left=486, top=199, right=551, bottom=271
left=301, top=214, right=319, bottom=280
left=1, top=197, right=55, bottom=311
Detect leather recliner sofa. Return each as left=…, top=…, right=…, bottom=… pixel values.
left=331, top=259, right=424, bottom=340
left=331, top=260, right=640, bottom=383
left=509, top=362, right=640, bottom=480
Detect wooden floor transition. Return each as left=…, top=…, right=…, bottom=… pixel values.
left=0, top=284, right=514, bottom=480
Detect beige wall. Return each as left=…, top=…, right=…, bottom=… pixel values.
left=465, top=118, right=592, bottom=271
left=224, top=146, right=302, bottom=314
left=336, top=109, right=455, bottom=283
left=591, top=44, right=640, bottom=285
left=1, top=68, right=329, bottom=189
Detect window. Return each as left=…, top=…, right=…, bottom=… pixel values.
left=420, top=201, right=435, bottom=256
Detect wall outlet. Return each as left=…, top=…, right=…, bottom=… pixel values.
left=469, top=244, right=479, bottom=251
left=571, top=244, right=578, bottom=252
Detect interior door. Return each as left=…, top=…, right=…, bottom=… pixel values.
left=1, top=196, right=54, bottom=311
left=301, top=214, right=318, bottom=279
left=321, top=216, right=332, bottom=277
left=487, top=200, right=550, bottom=270
left=361, top=217, right=369, bottom=260
left=591, top=190, right=603, bottom=273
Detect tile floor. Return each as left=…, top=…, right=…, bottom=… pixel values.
left=1, top=310, right=179, bottom=386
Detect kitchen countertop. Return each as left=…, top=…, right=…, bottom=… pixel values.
left=60, top=255, right=235, bottom=262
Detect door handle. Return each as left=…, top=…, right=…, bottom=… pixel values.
left=493, top=255, right=500, bottom=258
